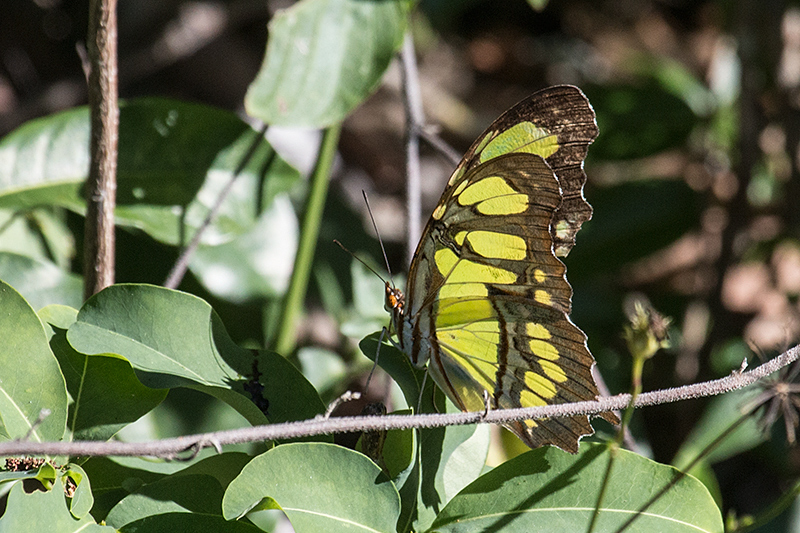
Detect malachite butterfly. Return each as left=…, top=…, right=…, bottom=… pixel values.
left=385, top=85, right=618, bottom=453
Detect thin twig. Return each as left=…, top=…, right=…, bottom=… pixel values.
left=83, top=0, right=119, bottom=299
left=163, top=124, right=269, bottom=289
left=418, top=126, right=462, bottom=167
left=400, top=31, right=424, bottom=263
left=1, top=344, right=797, bottom=458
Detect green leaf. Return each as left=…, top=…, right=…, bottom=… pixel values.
left=35, top=462, right=59, bottom=490
left=673, top=388, right=766, bottom=471
left=0, top=98, right=293, bottom=214
left=64, top=463, right=93, bottom=519
left=0, top=99, right=301, bottom=300
left=106, top=474, right=224, bottom=528
left=44, top=304, right=167, bottom=442
left=360, top=332, right=428, bottom=410
left=0, top=252, right=82, bottom=310
left=251, top=350, right=327, bottom=429
left=296, top=346, right=348, bottom=397
left=0, top=479, right=114, bottom=532
left=188, top=195, right=298, bottom=301
left=0, top=99, right=204, bottom=209
left=404, top=400, right=490, bottom=533
left=356, top=407, right=416, bottom=482
left=222, top=442, right=401, bottom=532
left=81, top=453, right=250, bottom=525
left=429, top=443, right=723, bottom=533
left=173, top=452, right=253, bottom=489
left=80, top=457, right=167, bottom=522
left=66, top=284, right=324, bottom=427
left=436, top=409, right=491, bottom=503
left=245, top=0, right=410, bottom=127
left=0, top=208, right=75, bottom=271
left=119, top=512, right=262, bottom=533
left=67, top=284, right=250, bottom=386
left=0, top=281, right=68, bottom=441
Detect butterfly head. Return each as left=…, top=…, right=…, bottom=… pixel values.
left=384, top=282, right=404, bottom=315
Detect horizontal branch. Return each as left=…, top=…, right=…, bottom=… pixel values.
left=2, top=344, right=797, bottom=459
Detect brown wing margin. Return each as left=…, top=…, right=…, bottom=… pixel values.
left=457, top=85, right=598, bottom=258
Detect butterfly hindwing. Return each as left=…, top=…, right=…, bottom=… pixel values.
left=391, top=85, right=614, bottom=453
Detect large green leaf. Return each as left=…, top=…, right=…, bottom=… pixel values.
left=80, top=457, right=169, bottom=522
left=67, top=284, right=251, bottom=387
left=66, top=284, right=324, bottom=426
left=0, top=99, right=246, bottom=212
left=429, top=443, right=723, bottom=533
left=0, top=281, right=68, bottom=442
left=106, top=474, right=224, bottom=528
left=245, top=0, right=410, bottom=127
left=222, top=442, right=401, bottom=532
left=82, top=451, right=251, bottom=524
left=0, top=99, right=301, bottom=300
left=40, top=304, right=168, bottom=442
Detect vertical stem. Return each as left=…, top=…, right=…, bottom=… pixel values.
left=588, top=355, right=644, bottom=533
left=273, top=124, right=342, bottom=355
left=400, top=32, right=424, bottom=263
left=83, top=0, right=119, bottom=299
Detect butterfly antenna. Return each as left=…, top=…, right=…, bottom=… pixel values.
left=362, top=190, right=395, bottom=287
left=333, top=240, right=387, bottom=284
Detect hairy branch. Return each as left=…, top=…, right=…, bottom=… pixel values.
left=1, top=345, right=796, bottom=458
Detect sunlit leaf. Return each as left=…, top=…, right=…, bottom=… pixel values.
left=430, top=443, right=723, bottom=533
left=245, top=0, right=410, bottom=127
left=222, top=443, right=401, bottom=531
left=0, top=281, right=68, bottom=441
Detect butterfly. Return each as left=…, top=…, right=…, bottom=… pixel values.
left=385, top=85, right=618, bottom=453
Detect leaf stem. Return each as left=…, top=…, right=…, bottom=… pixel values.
left=273, top=124, right=342, bottom=355
left=589, top=351, right=646, bottom=532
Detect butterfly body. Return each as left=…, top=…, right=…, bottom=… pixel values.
left=387, top=85, right=615, bottom=453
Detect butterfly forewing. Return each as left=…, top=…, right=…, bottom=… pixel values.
left=392, top=85, right=614, bottom=453
left=441, top=85, right=598, bottom=258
